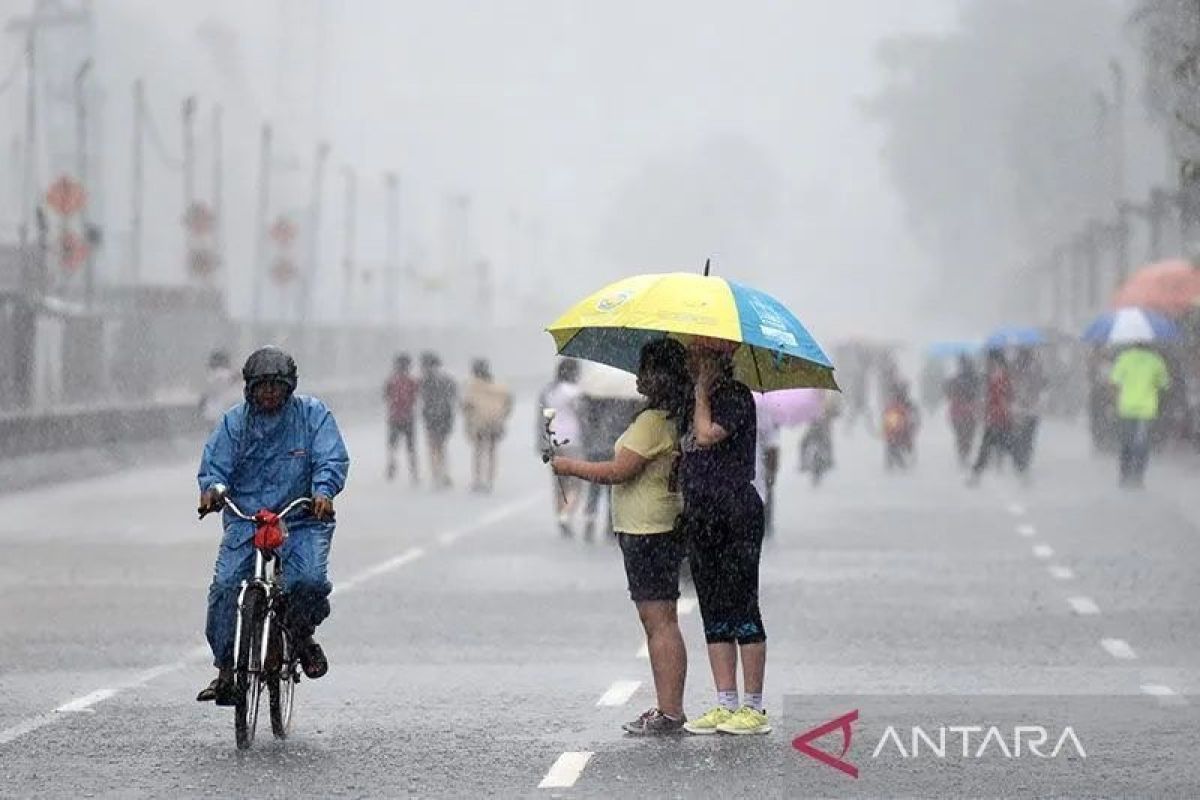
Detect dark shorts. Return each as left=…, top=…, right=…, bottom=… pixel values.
left=616, top=529, right=686, bottom=603
left=388, top=418, right=414, bottom=447
left=681, top=487, right=766, bottom=644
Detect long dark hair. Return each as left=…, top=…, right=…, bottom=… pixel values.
left=637, top=338, right=692, bottom=424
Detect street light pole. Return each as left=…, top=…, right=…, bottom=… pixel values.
left=384, top=171, right=400, bottom=327
left=181, top=95, right=195, bottom=282
left=130, top=79, right=145, bottom=285
left=211, top=104, right=223, bottom=276
left=251, top=123, right=273, bottom=332
left=74, top=58, right=93, bottom=308
left=299, top=140, right=329, bottom=326
left=340, top=166, right=357, bottom=326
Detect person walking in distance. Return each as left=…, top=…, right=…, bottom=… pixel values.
left=680, top=338, right=771, bottom=736
left=538, top=360, right=584, bottom=533
left=967, top=350, right=1014, bottom=487
left=419, top=352, right=458, bottom=489
left=1011, top=348, right=1046, bottom=480
left=462, top=358, right=513, bottom=493
left=1110, top=343, right=1171, bottom=488
left=551, top=339, right=692, bottom=735
left=943, top=355, right=981, bottom=468
left=383, top=353, right=420, bottom=484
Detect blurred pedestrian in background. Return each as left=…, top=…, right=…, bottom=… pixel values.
left=384, top=353, right=420, bottom=484
left=944, top=355, right=981, bottom=468
left=578, top=364, right=643, bottom=541
left=419, top=352, right=458, bottom=490
left=1011, top=348, right=1047, bottom=481
left=1110, top=343, right=1171, bottom=488
left=538, top=360, right=584, bottom=533
left=200, top=350, right=239, bottom=426
left=551, top=340, right=691, bottom=735
left=799, top=392, right=839, bottom=486
left=751, top=394, right=780, bottom=536
left=967, top=351, right=1014, bottom=487
left=463, top=358, right=513, bottom=493
left=882, top=379, right=919, bottom=470
left=679, top=339, right=770, bottom=736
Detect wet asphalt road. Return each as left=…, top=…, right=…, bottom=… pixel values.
left=1, top=402, right=1197, bottom=798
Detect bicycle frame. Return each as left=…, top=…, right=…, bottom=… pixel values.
left=223, top=496, right=311, bottom=674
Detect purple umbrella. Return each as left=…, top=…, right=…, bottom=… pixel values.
left=754, top=388, right=825, bottom=427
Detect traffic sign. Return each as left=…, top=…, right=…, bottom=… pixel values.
left=46, top=176, right=87, bottom=216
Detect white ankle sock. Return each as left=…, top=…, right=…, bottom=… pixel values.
left=717, top=691, right=739, bottom=710
left=744, top=692, right=764, bottom=711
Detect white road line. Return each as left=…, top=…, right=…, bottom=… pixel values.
left=55, top=689, right=116, bottom=714
left=1141, top=684, right=1189, bottom=706
left=636, top=642, right=649, bottom=659
left=1007, top=502, right=1026, bottom=517
left=596, top=680, right=641, bottom=707
left=1101, top=638, right=1138, bottom=660
left=1067, top=596, right=1100, bottom=615
left=678, top=597, right=697, bottom=615
left=1016, top=523, right=1036, bottom=537
left=539, top=751, right=594, bottom=789
left=0, top=492, right=539, bottom=748
left=335, top=547, right=426, bottom=593
left=1032, top=544, right=1054, bottom=560
left=1048, top=565, right=1075, bottom=581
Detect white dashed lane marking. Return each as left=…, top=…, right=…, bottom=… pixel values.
left=595, top=680, right=641, bottom=707
left=539, top=751, right=594, bottom=789
left=1032, top=544, right=1054, bottom=560
left=1048, top=565, right=1075, bottom=581
left=1101, top=638, right=1138, bottom=660
left=1141, top=684, right=1189, bottom=706
left=1067, top=596, right=1100, bottom=615
left=1007, top=502, right=1026, bottom=517
left=1016, top=523, right=1036, bottom=537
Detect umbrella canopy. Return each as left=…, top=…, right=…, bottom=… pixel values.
left=984, top=326, right=1045, bottom=350
left=753, top=388, right=824, bottom=427
left=546, top=272, right=836, bottom=391
left=1082, top=307, right=1179, bottom=346
left=1111, top=259, right=1200, bottom=316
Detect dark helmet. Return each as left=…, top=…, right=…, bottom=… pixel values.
left=242, top=346, right=298, bottom=402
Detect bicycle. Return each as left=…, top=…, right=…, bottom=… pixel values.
left=200, top=487, right=312, bottom=750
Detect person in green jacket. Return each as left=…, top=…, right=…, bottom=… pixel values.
left=1110, top=344, right=1171, bottom=488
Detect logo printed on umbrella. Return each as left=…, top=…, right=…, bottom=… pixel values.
left=596, top=291, right=632, bottom=312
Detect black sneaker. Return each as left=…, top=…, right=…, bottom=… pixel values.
left=622, top=707, right=686, bottom=736
left=297, top=637, right=328, bottom=679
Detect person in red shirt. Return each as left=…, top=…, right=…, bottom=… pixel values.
left=384, top=353, right=420, bottom=483
left=967, top=350, right=1013, bottom=486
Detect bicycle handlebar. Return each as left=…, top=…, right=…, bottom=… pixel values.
left=198, top=484, right=313, bottom=521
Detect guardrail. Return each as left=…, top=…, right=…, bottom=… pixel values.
left=0, top=382, right=381, bottom=461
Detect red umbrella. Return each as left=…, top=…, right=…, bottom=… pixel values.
left=1111, top=259, right=1200, bottom=316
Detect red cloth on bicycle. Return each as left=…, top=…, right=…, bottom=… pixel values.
left=254, top=510, right=285, bottom=550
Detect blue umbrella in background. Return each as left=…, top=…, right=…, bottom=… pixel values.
left=925, top=340, right=981, bottom=359
left=1081, top=307, right=1179, bottom=346
left=984, top=326, right=1045, bottom=350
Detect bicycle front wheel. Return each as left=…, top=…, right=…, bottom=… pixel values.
left=268, top=663, right=297, bottom=739
left=234, top=672, right=263, bottom=750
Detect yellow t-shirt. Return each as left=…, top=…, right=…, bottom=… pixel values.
left=612, top=409, right=682, bottom=535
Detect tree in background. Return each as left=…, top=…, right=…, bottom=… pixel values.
left=867, top=0, right=1131, bottom=321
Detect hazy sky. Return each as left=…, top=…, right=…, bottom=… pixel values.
left=2, top=0, right=957, bottom=338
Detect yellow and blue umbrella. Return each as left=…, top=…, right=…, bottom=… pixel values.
left=546, top=271, right=836, bottom=391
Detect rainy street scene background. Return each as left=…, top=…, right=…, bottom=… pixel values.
left=1, top=1, right=1199, bottom=798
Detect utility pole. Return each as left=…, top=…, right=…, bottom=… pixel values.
left=130, top=78, right=145, bottom=284
left=74, top=57, right=93, bottom=308
left=299, top=140, right=329, bottom=326
left=251, top=124, right=273, bottom=329
left=211, top=105, right=223, bottom=275
left=384, top=171, right=400, bottom=327
left=1109, top=60, right=1126, bottom=210
left=340, top=166, right=356, bottom=325
left=181, top=95, right=195, bottom=282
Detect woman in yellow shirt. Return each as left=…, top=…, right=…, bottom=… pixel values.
left=551, top=339, right=691, bottom=736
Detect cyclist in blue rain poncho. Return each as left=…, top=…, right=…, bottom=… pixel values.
left=195, top=346, right=350, bottom=705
